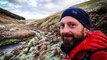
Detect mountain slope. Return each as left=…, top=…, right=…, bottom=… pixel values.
left=0, top=8, right=25, bottom=24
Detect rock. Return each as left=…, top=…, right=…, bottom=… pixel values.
left=12, top=48, right=20, bottom=55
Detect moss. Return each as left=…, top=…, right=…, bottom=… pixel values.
left=0, top=39, right=20, bottom=46
left=3, top=53, right=13, bottom=60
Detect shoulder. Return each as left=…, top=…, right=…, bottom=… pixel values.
left=90, top=50, right=107, bottom=60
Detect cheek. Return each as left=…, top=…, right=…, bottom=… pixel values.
left=72, top=29, right=84, bottom=38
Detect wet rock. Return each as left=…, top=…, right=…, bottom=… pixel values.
left=12, top=48, right=20, bottom=55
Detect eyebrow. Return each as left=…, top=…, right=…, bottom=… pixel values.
left=60, top=21, right=76, bottom=24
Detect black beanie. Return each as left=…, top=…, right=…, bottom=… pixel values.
left=60, top=7, right=92, bottom=30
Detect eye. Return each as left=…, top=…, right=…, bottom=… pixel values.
left=68, top=23, right=75, bottom=28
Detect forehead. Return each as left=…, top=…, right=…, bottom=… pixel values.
left=60, top=16, right=80, bottom=24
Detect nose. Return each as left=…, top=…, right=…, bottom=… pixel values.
left=61, top=25, right=71, bottom=34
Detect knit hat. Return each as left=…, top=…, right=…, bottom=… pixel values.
left=60, top=7, right=92, bottom=30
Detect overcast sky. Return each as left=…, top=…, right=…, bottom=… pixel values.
left=0, top=0, right=89, bottom=19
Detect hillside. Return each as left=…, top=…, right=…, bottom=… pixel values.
left=0, top=8, right=25, bottom=24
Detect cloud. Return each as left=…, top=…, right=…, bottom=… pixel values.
left=44, top=3, right=55, bottom=9
left=14, top=10, right=48, bottom=19
left=0, top=0, right=7, bottom=5
left=28, top=0, right=37, bottom=7
left=5, top=2, right=15, bottom=8
left=0, top=0, right=89, bottom=19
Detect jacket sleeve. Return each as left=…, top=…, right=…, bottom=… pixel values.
left=90, top=50, right=107, bottom=60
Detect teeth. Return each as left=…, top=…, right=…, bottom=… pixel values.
left=64, top=37, right=72, bottom=40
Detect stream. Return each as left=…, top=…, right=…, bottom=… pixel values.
left=0, top=30, right=42, bottom=53
left=0, top=42, right=22, bottom=53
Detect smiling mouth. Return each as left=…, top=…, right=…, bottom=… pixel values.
left=63, top=37, right=73, bottom=41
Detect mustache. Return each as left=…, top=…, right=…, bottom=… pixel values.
left=61, top=33, right=74, bottom=37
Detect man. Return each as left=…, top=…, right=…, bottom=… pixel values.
left=60, top=7, right=107, bottom=60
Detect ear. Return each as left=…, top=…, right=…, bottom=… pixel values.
left=84, top=28, right=90, bottom=36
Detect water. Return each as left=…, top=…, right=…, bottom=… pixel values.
left=31, top=30, right=47, bottom=41
left=0, top=30, right=42, bottom=53
left=0, top=42, right=22, bottom=53
left=30, top=30, right=41, bottom=37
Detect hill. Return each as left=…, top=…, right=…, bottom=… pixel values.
left=0, top=8, right=25, bottom=24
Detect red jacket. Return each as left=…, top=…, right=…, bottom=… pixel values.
left=65, top=30, right=107, bottom=60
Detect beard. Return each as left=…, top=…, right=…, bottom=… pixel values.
left=61, top=30, right=85, bottom=49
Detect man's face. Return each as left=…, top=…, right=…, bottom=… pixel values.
left=60, top=16, right=86, bottom=48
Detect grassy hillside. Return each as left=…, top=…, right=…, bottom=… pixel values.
left=0, top=13, right=19, bottom=24
left=0, top=8, right=25, bottom=20
left=0, top=8, right=25, bottom=24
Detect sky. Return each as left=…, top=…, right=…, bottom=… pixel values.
left=0, top=0, right=89, bottom=19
